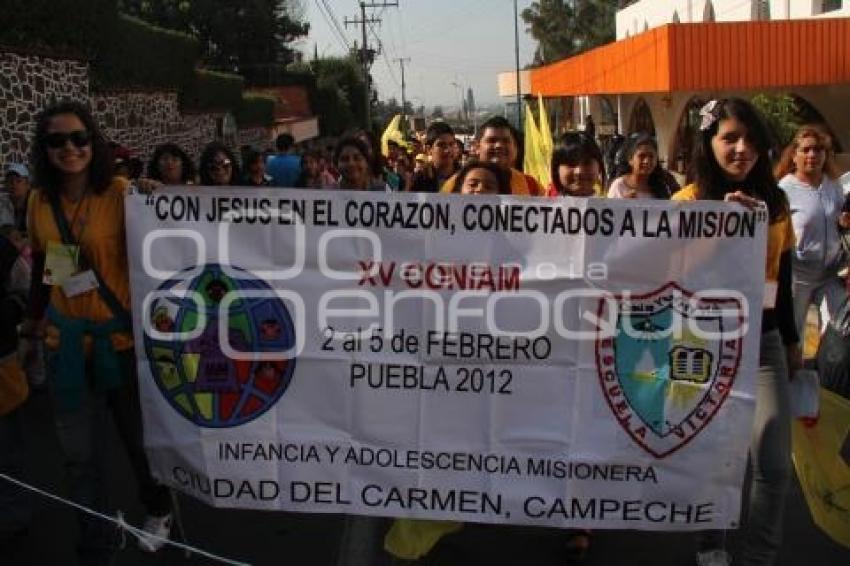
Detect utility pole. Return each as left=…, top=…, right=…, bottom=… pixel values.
left=396, top=57, right=411, bottom=128
left=345, top=1, right=399, bottom=130
left=513, top=0, right=522, bottom=133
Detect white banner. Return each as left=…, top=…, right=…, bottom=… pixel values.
left=126, top=187, right=768, bottom=530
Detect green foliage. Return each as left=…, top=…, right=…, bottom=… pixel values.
left=751, top=93, right=800, bottom=148
left=0, top=0, right=118, bottom=57
left=180, top=69, right=244, bottom=112
left=242, top=65, right=316, bottom=89
left=92, top=14, right=200, bottom=89
left=236, top=93, right=276, bottom=127
left=305, top=57, right=367, bottom=136
left=522, top=0, right=617, bottom=65
left=118, top=0, right=309, bottom=73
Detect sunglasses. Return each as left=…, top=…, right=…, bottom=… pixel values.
left=45, top=130, right=91, bottom=149
left=209, top=159, right=232, bottom=170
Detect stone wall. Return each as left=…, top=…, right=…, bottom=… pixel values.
left=0, top=50, right=271, bottom=174
left=92, top=91, right=222, bottom=168
left=236, top=127, right=272, bottom=151
left=0, top=52, right=89, bottom=165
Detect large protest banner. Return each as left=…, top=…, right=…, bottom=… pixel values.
left=126, top=187, right=768, bottom=531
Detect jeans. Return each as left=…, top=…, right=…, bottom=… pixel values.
left=699, top=330, right=791, bottom=566
left=49, top=350, right=170, bottom=563
left=739, top=329, right=792, bottom=565
left=793, top=273, right=847, bottom=344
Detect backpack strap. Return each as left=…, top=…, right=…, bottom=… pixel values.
left=47, top=195, right=130, bottom=326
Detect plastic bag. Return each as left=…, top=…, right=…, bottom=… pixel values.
left=384, top=519, right=463, bottom=560
left=817, top=297, right=850, bottom=399
left=791, top=369, right=820, bottom=420
left=791, top=389, right=850, bottom=549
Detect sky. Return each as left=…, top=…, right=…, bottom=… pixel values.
left=294, top=0, right=537, bottom=110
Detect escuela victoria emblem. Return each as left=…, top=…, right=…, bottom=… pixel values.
left=595, top=283, right=743, bottom=458
left=144, top=264, right=296, bottom=428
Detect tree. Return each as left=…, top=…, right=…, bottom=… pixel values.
left=751, top=93, right=800, bottom=149
left=521, top=0, right=617, bottom=65
left=118, top=0, right=309, bottom=75
left=291, top=56, right=366, bottom=135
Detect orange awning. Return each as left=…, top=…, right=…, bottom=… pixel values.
left=530, top=18, right=850, bottom=96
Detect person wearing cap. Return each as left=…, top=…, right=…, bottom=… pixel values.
left=2, top=164, right=31, bottom=232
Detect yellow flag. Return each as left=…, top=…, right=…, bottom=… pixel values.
left=523, top=102, right=547, bottom=188
left=792, top=388, right=850, bottom=548
left=380, top=114, right=405, bottom=157
left=538, top=94, right=553, bottom=184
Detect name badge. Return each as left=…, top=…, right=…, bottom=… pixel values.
left=62, top=270, right=99, bottom=298
left=763, top=281, right=778, bottom=309
left=44, top=241, right=79, bottom=286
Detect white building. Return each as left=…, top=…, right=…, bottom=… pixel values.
left=500, top=0, right=850, bottom=174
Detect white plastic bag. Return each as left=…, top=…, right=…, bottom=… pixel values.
left=790, top=369, right=820, bottom=419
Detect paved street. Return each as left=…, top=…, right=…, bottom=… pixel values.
left=5, top=390, right=849, bottom=566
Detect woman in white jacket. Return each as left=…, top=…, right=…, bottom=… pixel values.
left=775, top=125, right=850, bottom=343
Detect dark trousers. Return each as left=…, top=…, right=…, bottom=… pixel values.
left=0, top=406, right=31, bottom=535
left=49, top=350, right=170, bottom=563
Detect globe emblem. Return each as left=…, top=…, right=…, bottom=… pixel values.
left=144, top=263, right=296, bottom=427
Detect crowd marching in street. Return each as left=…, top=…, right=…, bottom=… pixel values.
left=1, top=95, right=850, bottom=566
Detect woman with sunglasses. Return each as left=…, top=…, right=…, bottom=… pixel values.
left=199, top=142, right=240, bottom=186
left=673, top=98, right=800, bottom=566
left=774, top=125, right=850, bottom=345
left=21, top=101, right=172, bottom=563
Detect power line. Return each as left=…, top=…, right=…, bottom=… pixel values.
left=314, top=0, right=350, bottom=51
left=344, top=1, right=399, bottom=127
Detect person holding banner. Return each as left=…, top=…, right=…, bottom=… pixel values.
left=774, top=125, right=850, bottom=345
left=332, top=137, right=391, bottom=192
left=146, top=142, right=196, bottom=185
left=547, top=132, right=605, bottom=197
left=673, top=98, right=801, bottom=566
left=21, top=101, right=172, bottom=564
left=199, top=141, right=241, bottom=187
left=607, top=133, right=672, bottom=200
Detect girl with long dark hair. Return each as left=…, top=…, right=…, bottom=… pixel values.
left=607, top=133, right=671, bottom=199
left=673, top=98, right=800, bottom=566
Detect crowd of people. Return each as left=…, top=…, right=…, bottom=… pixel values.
left=1, top=97, right=849, bottom=566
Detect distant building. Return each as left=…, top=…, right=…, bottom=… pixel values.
left=500, top=0, right=850, bottom=175
left=251, top=85, right=319, bottom=143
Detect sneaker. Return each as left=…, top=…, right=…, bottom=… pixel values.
left=696, top=549, right=732, bottom=566
left=137, top=513, right=172, bottom=553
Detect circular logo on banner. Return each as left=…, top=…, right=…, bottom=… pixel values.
left=144, top=264, right=296, bottom=428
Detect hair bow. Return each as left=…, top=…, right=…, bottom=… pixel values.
left=699, top=100, right=720, bottom=131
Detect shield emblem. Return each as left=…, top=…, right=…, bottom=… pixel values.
left=596, top=283, right=743, bottom=458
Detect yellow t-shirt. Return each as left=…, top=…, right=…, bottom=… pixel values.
left=672, top=184, right=794, bottom=282
left=441, top=168, right=544, bottom=196
left=28, top=177, right=133, bottom=351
